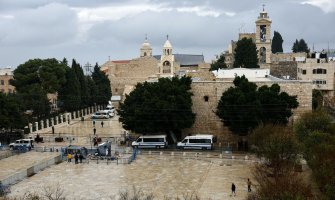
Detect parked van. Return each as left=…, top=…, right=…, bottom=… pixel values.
left=9, top=139, right=34, bottom=150
left=132, top=135, right=168, bottom=149
left=91, top=110, right=110, bottom=119
left=177, top=135, right=215, bottom=150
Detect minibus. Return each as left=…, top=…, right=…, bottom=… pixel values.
left=177, top=135, right=215, bottom=150
left=132, top=135, right=168, bottom=149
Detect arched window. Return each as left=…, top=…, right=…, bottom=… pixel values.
left=259, top=47, right=266, bottom=63
left=144, top=52, right=147, bottom=57
left=163, top=61, right=171, bottom=73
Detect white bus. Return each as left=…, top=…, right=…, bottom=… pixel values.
left=132, top=135, right=168, bottom=149
left=177, top=135, right=215, bottom=150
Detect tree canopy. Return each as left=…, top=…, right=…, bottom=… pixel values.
left=271, top=31, right=283, bottom=53
left=119, top=76, right=195, bottom=140
left=216, top=76, right=298, bottom=135
left=292, top=39, right=310, bottom=53
left=0, top=93, right=25, bottom=129
left=92, top=63, right=112, bottom=105
left=210, top=53, right=227, bottom=71
left=233, top=38, right=259, bottom=68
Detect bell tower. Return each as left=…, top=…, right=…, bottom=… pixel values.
left=140, top=34, right=152, bottom=57
left=255, top=5, right=272, bottom=65
left=160, top=35, right=175, bottom=75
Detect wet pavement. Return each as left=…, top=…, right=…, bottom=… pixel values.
left=9, top=155, right=255, bottom=200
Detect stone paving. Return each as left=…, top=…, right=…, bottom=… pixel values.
left=9, top=156, right=255, bottom=200
left=0, top=152, right=60, bottom=181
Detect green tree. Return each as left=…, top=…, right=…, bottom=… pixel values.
left=210, top=53, right=227, bottom=71
left=216, top=76, right=260, bottom=135
left=58, top=68, right=81, bottom=112
left=119, top=76, right=195, bottom=141
left=92, top=63, right=112, bottom=105
left=0, top=93, right=25, bottom=130
left=86, top=76, right=98, bottom=106
left=216, top=76, right=298, bottom=135
left=71, top=59, right=89, bottom=108
left=312, top=90, right=323, bottom=110
left=233, top=38, right=259, bottom=68
left=249, top=124, right=312, bottom=200
left=294, top=109, right=335, bottom=141
left=292, top=38, right=310, bottom=53
left=271, top=31, right=283, bottom=53
left=258, top=84, right=298, bottom=125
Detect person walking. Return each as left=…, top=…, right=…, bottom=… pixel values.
left=247, top=178, right=252, bottom=192
left=74, top=153, right=79, bottom=164
left=101, top=121, right=104, bottom=128
left=67, top=153, right=72, bottom=162
left=231, top=183, right=236, bottom=196
left=93, top=120, right=96, bottom=126
left=79, top=154, right=83, bottom=163
left=93, top=127, right=96, bottom=135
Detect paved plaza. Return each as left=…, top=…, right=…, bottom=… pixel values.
left=9, top=156, right=255, bottom=200
left=3, top=115, right=257, bottom=200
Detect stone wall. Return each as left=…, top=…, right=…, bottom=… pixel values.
left=184, top=80, right=312, bottom=142
left=270, top=61, right=297, bottom=80
left=107, top=57, right=159, bottom=96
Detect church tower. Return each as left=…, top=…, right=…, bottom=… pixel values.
left=160, top=35, right=175, bottom=75
left=255, top=5, right=272, bottom=65
left=140, top=35, right=152, bottom=57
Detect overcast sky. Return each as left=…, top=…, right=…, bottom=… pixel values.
left=0, top=0, right=334, bottom=68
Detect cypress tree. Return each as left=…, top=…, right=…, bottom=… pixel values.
left=271, top=31, right=284, bottom=53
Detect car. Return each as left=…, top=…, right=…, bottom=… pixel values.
left=9, top=139, right=34, bottom=150
left=132, top=135, right=168, bottom=149
left=102, top=109, right=115, bottom=118
left=91, top=111, right=110, bottom=119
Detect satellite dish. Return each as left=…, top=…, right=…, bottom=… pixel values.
left=108, top=101, right=112, bottom=105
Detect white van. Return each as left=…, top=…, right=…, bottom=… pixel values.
left=91, top=110, right=110, bottom=119
left=132, top=135, right=168, bottom=149
left=177, top=135, right=215, bottom=150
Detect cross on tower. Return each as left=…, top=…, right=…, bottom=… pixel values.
left=166, top=34, right=169, bottom=40
left=262, top=4, right=266, bottom=11
left=145, top=34, right=148, bottom=41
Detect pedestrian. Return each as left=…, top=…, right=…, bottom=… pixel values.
left=74, top=153, right=79, bottom=164
left=67, top=153, right=72, bottom=162
left=93, top=127, right=96, bottom=135
left=101, top=121, right=104, bottom=128
left=231, top=183, right=236, bottom=196
left=79, top=154, right=83, bottom=163
left=93, top=120, right=96, bottom=126
left=247, top=178, right=252, bottom=192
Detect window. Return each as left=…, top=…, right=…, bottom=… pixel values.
left=302, top=70, right=306, bottom=75
left=0, top=80, right=4, bottom=85
left=313, top=80, right=327, bottom=85
left=204, top=96, right=209, bottom=102
left=313, top=68, right=327, bottom=74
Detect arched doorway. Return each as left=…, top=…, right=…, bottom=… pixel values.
left=163, top=61, right=171, bottom=73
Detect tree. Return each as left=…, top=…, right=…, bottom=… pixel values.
left=58, top=68, right=81, bottom=112
left=216, top=76, right=260, bottom=135
left=294, top=110, right=335, bottom=199
left=210, top=53, right=227, bottom=71
left=216, top=76, right=298, bottom=135
left=10, top=58, right=67, bottom=118
left=294, top=109, right=335, bottom=141
left=249, top=124, right=313, bottom=200
left=71, top=59, right=89, bottom=108
left=271, top=31, right=283, bottom=53
left=0, top=93, right=25, bottom=130
left=92, top=63, right=112, bottom=105
left=292, top=39, right=310, bottom=53
left=119, top=76, right=195, bottom=141
left=233, top=38, right=259, bottom=68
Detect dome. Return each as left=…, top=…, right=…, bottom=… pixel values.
left=141, top=39, right=152, bottom=50
left=163, top=39, right=172, bottom=48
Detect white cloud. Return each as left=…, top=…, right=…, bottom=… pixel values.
left=301, top=0, right=335, bottom=13
left=0, top=14, right=14, bottom=19
left=176, top=6, right=221, bottom=17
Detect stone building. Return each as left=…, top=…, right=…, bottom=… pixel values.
left=0, top=67, right=15, bottom=94
left=297, top=52, right=335, bottom=96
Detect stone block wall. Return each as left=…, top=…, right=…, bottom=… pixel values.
left=185, top=80, right=312, bottom=141
left=270, top=61, right=297, bottom=80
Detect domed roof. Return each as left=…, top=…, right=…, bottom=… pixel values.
left=141, top=39, right=152, bottom=50
left=163, top=39, right=172, bottom=48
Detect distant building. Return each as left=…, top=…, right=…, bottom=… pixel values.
left=0, top=67, right=15, bottom=94
left=297, top=51, right=335, bottom=96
